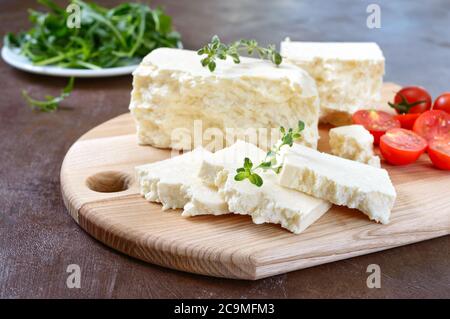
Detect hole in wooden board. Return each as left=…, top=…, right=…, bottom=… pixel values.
left=86, top=171, right=132, bottom=193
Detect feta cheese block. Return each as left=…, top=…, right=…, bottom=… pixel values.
left=280, top=40, right=385, bottom=125
left=136, top=147, right=228, bottom=215
left=199, top=140, right=332, bottom=234
left=129, top=47, right=321, bottom=150
left=278, top=144, right=396, bottom=224
left=329, top=124, right=381, bottom=167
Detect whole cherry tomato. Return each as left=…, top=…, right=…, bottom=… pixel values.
left=433, top=93, right=450, bottom=113
left=389, top=86, right=432, bottom=114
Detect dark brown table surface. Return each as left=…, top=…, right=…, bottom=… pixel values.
left=1, top=0, right=449, bottom=299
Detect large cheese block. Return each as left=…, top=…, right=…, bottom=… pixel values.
left=129, top=48, right=320, bottom=150
left=198, top=140, right=332, bottom=234
left=278, top=144, right=396, bottom=224
left=280, top=40, right=385, bottom=125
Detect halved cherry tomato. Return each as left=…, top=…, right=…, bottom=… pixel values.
left=380, top=128, right=427, bottom=165
left=412, top=110, right=450, bottom=142
left=428, top=137, right=450, bottom=170
left=394, top=113, right=420, bottom=130
left=352, top=110, right=401, bottom=145
left=433, top=93, right=450, bottom=113
left=389, top=86, right=432, bottom=114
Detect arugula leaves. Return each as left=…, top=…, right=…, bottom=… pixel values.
left=22, top=77, right=74, bottom=112
left=4, top=0, right=182, bottom=69
left=234, top=121, right=305, bottom=187
left=197, top=35, right=282, bottom=72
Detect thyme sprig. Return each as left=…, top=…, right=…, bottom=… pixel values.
left=197, top=35, right=282, bottom=72
left=234, top=121, right=305, bottom=187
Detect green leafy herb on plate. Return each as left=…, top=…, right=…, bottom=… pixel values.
left=4, top=0, right=182, bottom=69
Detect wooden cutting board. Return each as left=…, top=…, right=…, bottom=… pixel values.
left=61, top=83, right=450, bottom=280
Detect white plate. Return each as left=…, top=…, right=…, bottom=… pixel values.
left=1, top=46, right=138, bottom=78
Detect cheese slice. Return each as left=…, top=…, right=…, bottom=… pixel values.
left=329, top=124, right=381, bottom=167
left=280, top=40, right=385, bottom=125
left=278, top=144, right=396, bottom=224
left=136, top=148, right=228, bottom=215
left=198, top=140, right=265, bottom=187
left=182, top=180, right=229, bottom=216
left=130, top=48, right=320, bottom=150
left=198, top=140, right=332, bottom=234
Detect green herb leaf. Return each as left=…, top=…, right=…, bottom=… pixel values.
left=258, top=161, right=272, bottom=168
left=234, top=172, right=248, bottom=181
left=22, top=77, right=74, bottom=112
left=208, top=61, right=216, bottom=72
left=243, top=157, right=253, bottom=169
left=272, top=52, right=282, bottom=65
left=248, top=173, right=263, bottom=187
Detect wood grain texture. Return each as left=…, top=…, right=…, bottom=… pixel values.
left=60, top=83, right=450, bottom=280
left=2, top=0, right=450, bottom=298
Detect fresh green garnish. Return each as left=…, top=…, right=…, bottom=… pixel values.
left=197, top=35, right=282, bottom=72
left=234, top=121, right=305, bottom=187
left=4, top=0, right=182, bottom=69
left=22, top=77, right=74, bottom=112
left=234, top=157, right=264, bottom=187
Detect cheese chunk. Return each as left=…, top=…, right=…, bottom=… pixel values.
left=136, top=148, right=228, bottom=215
left=329, top=125, right=380, bottom=167
left=278, top=144, right=396, bottom=224
left=182, top=180, right=229, bottom=216
left=130, top=48, right=320, bottom=150
left=198, top=140, right=265, bottom=187
left=199, top=141, right=332, bottom=234
left=281, top=41, right=385, bottom=125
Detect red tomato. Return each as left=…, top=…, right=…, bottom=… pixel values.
left=389, top=86, right=432, bottom=114
left=394, top=113, right=420, bottom=130
left=380, top=128, right=428, bottom=165
left=428, top=137, right=450, bottom=170
left=433, top=93, right=450, bottom=113
left=412, top=110, right=450, bottom=142
left=352, top=110, right=401, bottom=145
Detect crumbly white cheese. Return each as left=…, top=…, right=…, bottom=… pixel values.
left=182, top=180, right=229, bottom=216
left=278, top=144, right=396, bottom=224
left=198, top=140, right=332, bottom=234
left=329, top=124, right=381, bottom=167
left=198, top=140, right=265, bottom=187
left=136, top=147, right=228, bottom=215
left=129, top=48, right=320, bottom=150
left=280, top=41, right=385, bottom=125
